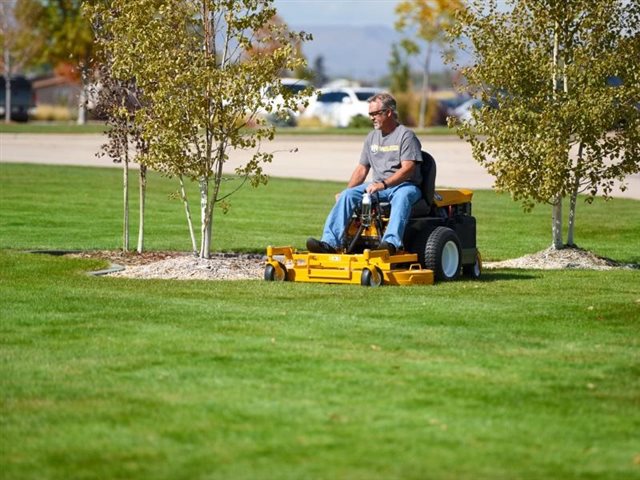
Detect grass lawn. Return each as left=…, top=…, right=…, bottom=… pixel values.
left=0, top=122, right=109, bottom=134
left=0, top=122, right=453, bottom=136
left=1, top=163, right=639, bottom=479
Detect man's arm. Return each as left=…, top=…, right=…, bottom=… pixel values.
left=347, top=164, right=370, bottom=188
left=366, top=160, right=417, bottom=194
left=334, top=164, right=370, bottom=201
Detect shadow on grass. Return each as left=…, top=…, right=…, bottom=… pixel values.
left=475, top=270, right=539, bottom=282
left=29, top=249, right=82, bottom=256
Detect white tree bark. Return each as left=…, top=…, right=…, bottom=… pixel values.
left=199, top=178, right=212, bottom=258
left=2, top=2, right=12, bottom=124
left=77, top=82, right=88, bottom=125
left=552, top=196, right=563, bottom=249
left=122, top=153, right=129, bottom=252
left=136, top=164, right=146, bottom=253
left=567, top=143, right=583, bottom=247
left=179, top=175, right=198, bottom=255
left=417, top=41, right=433, bottom=130
left=549, top=23, right=563, bottom=250
left=3, top=49, right=10, bottom=124
left=567, top=186, right=578, bottom=247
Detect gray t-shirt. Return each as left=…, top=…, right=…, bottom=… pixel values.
left=359, top=124, right=422, bottom=186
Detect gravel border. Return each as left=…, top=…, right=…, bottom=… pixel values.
left=106, top=253, right=266, bottom=281
left=483, top=246, right=638, bottom=271
left=52, top=247, right=639, bottom=281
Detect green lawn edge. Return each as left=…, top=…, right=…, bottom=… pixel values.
left=1, top=162, right=640, bottom=479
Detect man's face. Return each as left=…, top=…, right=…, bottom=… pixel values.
left=368, top=100, right=388, bottom=130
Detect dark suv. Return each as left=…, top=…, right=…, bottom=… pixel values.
left=0, top=76, right=35, bottom=122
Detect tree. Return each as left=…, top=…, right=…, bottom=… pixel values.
left=92, top=62, right=151, bottom=254
left=89, top=0, right=312, bottom=258
left=28, top=0, right=98, bottom=124
left=1, top=0, right=18, bottom=124
left=395, top=0, right=465, bottom=129
left=448, top=0, right=640, bottom=249
left=311, top=55, right=328, bottom=87
left=0, top=0, right=44, bottom=123
left=246, top=12, right=311, bottom=80
left=386, top=42, right=417, bottom=126
left=388, top=43, right=411, bottom=94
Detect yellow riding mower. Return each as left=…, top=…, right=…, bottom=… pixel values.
left=265, top=152, right=482, bottom=287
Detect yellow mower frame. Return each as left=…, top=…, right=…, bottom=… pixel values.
left=263, top=188, right=480, bottom=287
left=265, top=246, right=434, bottom=286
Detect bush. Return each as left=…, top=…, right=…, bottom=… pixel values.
left=347, top=114, right=372, bottom=129
left=265, top=110, right=297, bottom=127
left=392, top=92, right=448, bottom=127
left=392, top=91, right=418, bottom=127
left=32, top=104, right=74, bottom=122
left=296, top=116, right=330, bottom=128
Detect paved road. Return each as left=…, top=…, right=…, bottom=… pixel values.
left=1, top=133, right=638, bottom=199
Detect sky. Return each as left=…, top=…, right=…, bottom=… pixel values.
left=271, top=1, right=510, bottom=79
left=273, top=0, right=402, bottom=27
left=273, top=1, right=510, bottom=27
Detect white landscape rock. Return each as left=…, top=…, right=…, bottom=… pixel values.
left=97, top=247, right=638, bottom=281
left=108, top=254, right=265, bottom=281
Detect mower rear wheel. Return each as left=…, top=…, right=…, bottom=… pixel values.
left=360, top=267, right=383, bottom=287
left=424, top=227, right=462, bottom=281
left=264, top=262, right=287, bottom=281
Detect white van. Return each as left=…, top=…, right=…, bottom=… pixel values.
left=301, top=86, right=383, bottom=127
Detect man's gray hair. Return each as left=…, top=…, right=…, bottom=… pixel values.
left=368, top=92, right=398, bottom=119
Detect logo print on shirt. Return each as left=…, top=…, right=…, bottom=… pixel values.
left=371, top=144, right=400, bottom=153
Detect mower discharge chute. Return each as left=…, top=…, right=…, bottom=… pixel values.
left=265, top=151, right=482, bottom=287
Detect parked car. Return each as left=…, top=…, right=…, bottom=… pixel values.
left=451, top=97, right=499, bottom=124
left=301, top=86, right=383, bottom=127
left=450, top=98, right=484, bottom=123
left=0, top=76, right=36, bottom=122
left=259, top=77, right=312, bottom=127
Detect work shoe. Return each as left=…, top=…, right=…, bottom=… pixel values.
left=306, top=237, right=337, bottom=254
left=377, top=241, right=397, bottom=255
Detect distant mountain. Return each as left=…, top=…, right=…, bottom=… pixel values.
left=294, top=24, right=449, bottom=83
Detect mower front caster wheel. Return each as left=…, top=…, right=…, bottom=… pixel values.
left=463, top=250, right=482, bottom=279
left=361, top=267, right=383, bottom=287
left=264, top=262, right=287, bottom=282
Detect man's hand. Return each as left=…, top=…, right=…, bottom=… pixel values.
left=366, top=182, right=386, bottom=194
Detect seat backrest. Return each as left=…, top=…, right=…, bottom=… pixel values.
left=420, top=151, right=437, bottom=207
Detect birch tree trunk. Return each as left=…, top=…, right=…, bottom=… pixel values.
left=179, top=175, right=198, bottom=255
left=77, top=81, right=88, bottom=125
left=567, top=185, right=578, bottom=247
left=122, top=151, right=129, bottom=252
left=198, top=0, right=213, bottom=259
left=567, top=143, right=583, bottom=247
left=549, top=22, right=563, bottom=250
left=199, top=178, right=212, bottom=258
left=417, top=41, right=433, bottom=130
left=3, top=48, right=10, bottom=124
left=552, top=195, right=563, bottom=249
left=136, top=164, right=146, bottom=253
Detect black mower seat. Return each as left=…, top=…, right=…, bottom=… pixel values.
left=410, top=151, right=436, bottom=217
left=378, top=151, right=436, bottom=218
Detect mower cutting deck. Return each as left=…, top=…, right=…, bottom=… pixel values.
left=265, top=246, right=434, bottom=286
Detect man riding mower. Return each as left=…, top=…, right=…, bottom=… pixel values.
left=264, top=151, right=482, bottom=287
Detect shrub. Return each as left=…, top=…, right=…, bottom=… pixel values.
left=347, top=114, right=372, bottom=129
left=32, top=104, right=74, bottom=122
left=296, top=116, right=329, bottom=128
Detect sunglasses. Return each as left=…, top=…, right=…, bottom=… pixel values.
left=368, top=109, right=388, bottom=118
